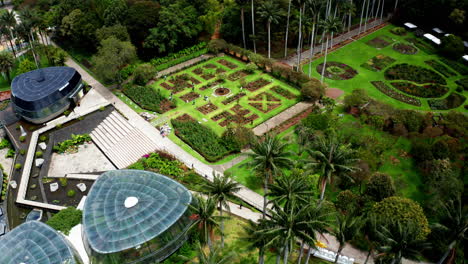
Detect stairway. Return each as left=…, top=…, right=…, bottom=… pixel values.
left=90, top=111, right=158, bottom=169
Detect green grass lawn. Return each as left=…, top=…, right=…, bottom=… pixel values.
left=303, top=24, right=468, bottom=112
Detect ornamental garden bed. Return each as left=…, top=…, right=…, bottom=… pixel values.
left=249, top=102, right=280, bottom=113
left=199, top=80, right=222, bottom=91
left=179, top=92, right=200, bottom=102
left=361, top=54, right=396, bottom=72
left=228, top=70, right=249, bottom=81
left=316, top=62, right=358, bottom=80
left=384, top=64, right=446, bottom=85
left=196, top=103, right=218, bottom=114
left=405, top=37, right=435, bottom=54
left=390, top=82, right=449, bottom=98
left=222, top=93, right=247, bottom=105
left=123, top=84, right=175, bottom=113
left=245, top=78, right=271, bottom=92
left=371, top=81, right=422, bottom=106
left=428, top=92, right=466, bottom=110
left=424, top=60, right=457, bottom=78
left=439, top=58, right=468, bottom=75
left=231, top=104, right=251, bottom=116
left=249, top=92, right=280, bottom=102
left=456, top=78, right=468, bottom=91
left=203, top=63, right=217, bottom=69
left=392, top=43, right=418, bottom=54
left=217, top=59, right=238, bottom=69
left=366, top=35, right=394, bottom=48
left=272, top=86, right=297, bottom=99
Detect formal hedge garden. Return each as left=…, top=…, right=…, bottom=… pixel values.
left=122, top=84, right=175, bottom=113
left=316, top=62, right=358, bottom=80
left=384, top=64, right=446, bottom=85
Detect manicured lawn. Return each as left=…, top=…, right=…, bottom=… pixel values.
left=303, top=24, right=468, bottom=112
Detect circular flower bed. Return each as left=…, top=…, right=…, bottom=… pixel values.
left=393, top=43, right=418, bottom=54
left=214, top=87, right=231, bottom=96
left=316, top=62, right=358, bottom=80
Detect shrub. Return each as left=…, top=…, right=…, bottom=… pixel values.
left=244, top=63, right=258, bottom=74
left=335, top=190, right=359, bottom=214
left=221, top=126, right=255, bottom=152
left=20, top=149, right=26, bottom=155
left=300, top=79, right=324, bottom=102
left=53, top=134, right=92, bottom=153
left=59, top=178, right=68, bottom=187
left=56, top=124, right=63, bottom=129
left=372, top=196, right=431, bottom=240
left=133, top=63, right=157, bottom=86
left=35, top=151, right=43, bottom=158
left=150, top=42, right=207, bottom=71
left=301, top=113, right=330, bottom=131
left=19, top=136, right=26, bottom=142
left=63, top=110, right=71, bottom=116
left=390, top=27, right=406, bottom=35
left=46, top=207, right=82, bottom=235
left=15, top=163, right=22, bottom=170
left=0, top=138, right=11, bottom=149
left=365, top=173, right=396, bottom=202
left=439, top=35, right=464, bottom=59
left=344, top=89, right=370, bottom=110
left=122, top=84, right=174, bottom=113
left=67, top=190, right=76, bottom=197
left=5, top=149, right=15, bottom=158
left=207, top=39, right=228, bottom=53
left=39, top=135, right=47, bottom=142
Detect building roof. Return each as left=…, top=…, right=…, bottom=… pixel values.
left=11, top=67, right=81, bottom=111
left=0, top=221, right=80, bottom=264
left=424, top=33, right=441, bottom=45
left=404, top=22, right=417, bottom=29
left=83, top=170, right=192, bottom=254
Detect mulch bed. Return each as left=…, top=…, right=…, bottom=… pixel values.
left=215, top=88, right=230, bottom=96
left=217, top=59, right=238, bottom=69
left=200, top=80, right=222, bottom=91
left=222, top=93, right=246, bottom=105
left=160, top=99, right=177, bottom=112
left=366, top=35, right=393, bottom=48
left=245, top=78, right=271, bottom=92
left=272, top=86, right=296, bottom=99
left=231, top=104, right=251, bottom=116
left=316, top=62, right=358, bottom=80
left=212, top=111, right=231, bottom=122
left=204, top=63, right=217, bottom=69
left=180, top=92, right=200, bottom=102
left=197, top=103, right=218, bottom=114
left=228, top=70, right=249, bottom=81
left=249, top=102, right=280, bottom=113
left=393, top=43, right=418, bottom=54
left=249, top=92, right=280, bottom=102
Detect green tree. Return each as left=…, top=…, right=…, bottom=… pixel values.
left=375, top=221, right=430, bottom=264
left=343, top=89, right=371, bottom=110
left=192, top=241, right=236, bottom=264
left=1, top=10, right=18, bottom=57
left=46, top=207, right=82, bottom=235
left=267, top=173, right=313, bottom=212
left=332, top=214, right=362, bottom=263
left=247, top=133, right=293, bottom=219
left=319, top=16, right=342, bottom=83
left=144, top=3, right=202, bottom=53
left=242, top=219, right=272, bottom=264
left=372, top=197, right=431, bottom=240
left=449, top=8, right=465, bottom=25
left=103, top=0, right=128, bottom=26
left=96, top=24, right=130, bottom=43
left=235, top=0, right=249, bottom=49
left=203, top=173, right=241, bottom=247
left=304, top=132, right=358, bottom=200
left=257, top=0, right=283, bottom=58
left=60, top=9, right=99, bottom=45
left=133, top=63, right=157, bottom=86
left=439, top=35, right=464, bottom=59
left=188, top=195, right=223, bottom=249
left=92, top=37, right=137, bottom=83
left=124, top=0, right=160, bottom=45
left=301, top=79, right=324, bottom=102
left=17, top=58, right=36, bottom=74
left=364, top=173, right=396, bottom=202
left=0, top=51, right=15, bottom=83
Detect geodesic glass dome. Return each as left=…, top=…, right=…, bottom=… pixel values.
left=0, top=220, right=83, bottom=264
left=83, top=170, right=193, bottom=264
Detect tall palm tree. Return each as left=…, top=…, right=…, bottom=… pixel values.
left=192, top=241, right=236, bottom=264
left=375, top=221, right=431, bottom=264
left=251, top=0, right=257, bottom=53
left=267, top=173, right=313, bottom=212
left=362, top=214, right=379, bottom=264
left=15, top=20, right=39, bottom=68
left=332, top=214, right=362, bottom=263
left=284, top=0, right=293, bottom=58
left=1, top=10, right=18, bottom=57
left=203, top=173, right=241, bottom=248
left=257, top=0, right=283, bottom=58
left=247, top=133, right=293, bottom=218
left=432, top=197, right=467, bottom=264
left=319, top=16, right=342, bottom=83
left=0, top=51, right=15, bottom=83
left=304, top=132, right=358, bottom=200
left=235, top=0, right=249, bottom=49
left=188, top=195, right=224, bottom=249
left=295, top=0, right=305, bottom=71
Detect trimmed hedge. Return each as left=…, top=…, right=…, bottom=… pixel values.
left=122, top=84, right=175, bottom=113
left=46, top=207, right=82, bottom=235
left=171, top=114, right=236, bottom=162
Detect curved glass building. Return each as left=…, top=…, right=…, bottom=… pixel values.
left=83, top=170, right=193, bottom=264
left=11, top=66, right=83, bottom=124
left=0, top=220, right=83, bottom=264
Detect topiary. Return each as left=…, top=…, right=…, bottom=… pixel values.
left=19, top=136, right=26, bottom=142
left=365, top=173, right=396, bottom=202
left=372, top=196, right=430, bottom=240
left=15, top=163, right=22, bottom=170
left=67, top=189, right=76, bottom=197
left=35, top=151, right=43, bottom=158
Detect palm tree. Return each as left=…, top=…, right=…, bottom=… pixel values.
left=1, top=10, right=18, bottom=57
left=243, top=219, right=273, bottom=264
left=0, top=51, right=15, bottom=83
left=304, top=132, right=358, bottom=200
left=362, top=214, right=379, bottom=264
left=432, top=197, right=467, bottom=264
left=284, top=0, right=293, bottom=58
left=375, top=221, right=431, bottom=264
left=203, top=173, right=241, bottom=247
left=295, top=0, right=305, bottom=70
left=332, top=214, right=362, bottom=263
left=247, top=133, right=293, bottom=218
left=257, top=0, right=283, bottom=58
left=235, top=0, right=249, bottom=49
left=251, top=0, right=257, bottom=53
left=192, top=241, right=236, bottom=264
left=188, top=195, right=224, bottom=249
left=319, top=16, right=342, bottom=83
left=267, top=172, right=313, bottom=211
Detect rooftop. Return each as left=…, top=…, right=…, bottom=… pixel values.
left=0, top=221, right=80, bottom=264
left=83, top=170, right=192, bottom=254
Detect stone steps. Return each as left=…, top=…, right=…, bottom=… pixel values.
left=90, top=111, right=158, bottom=169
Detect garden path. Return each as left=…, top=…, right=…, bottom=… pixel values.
left=283, top=18, right=388, bottom=67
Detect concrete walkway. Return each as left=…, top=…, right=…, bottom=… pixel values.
left=283, top=18, right=387, bottom=67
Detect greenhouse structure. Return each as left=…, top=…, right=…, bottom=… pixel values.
left=0, top=220, right=83, bottom=264
left=82, top=170, right=194, bottom=264
left=11, top=66, right=83, bottom=124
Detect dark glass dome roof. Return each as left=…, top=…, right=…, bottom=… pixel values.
left=11, top=66, right=81, bottom=111
left=0, top=221, right=80, bottom=264
left=83, top=170, right=192, bottom=254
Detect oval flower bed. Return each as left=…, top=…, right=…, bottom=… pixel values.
left=385, top=64, right=446, bottom=85
left=391, top=82, right=449, bottom=98
left=316, top=62, right=358, bottom=80
left=393, top=43, right=418, bottom=54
